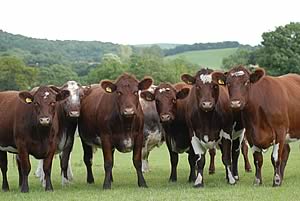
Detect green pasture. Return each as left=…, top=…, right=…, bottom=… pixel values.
left=1, top=137, right=300, bottom=201
left=165, top=48, right=238, bottom=69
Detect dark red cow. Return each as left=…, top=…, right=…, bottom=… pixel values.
left=78, top=74, right=152, bottom=189
left=140, top=82, right=197, bottom=182
left=213, top=65, right=300, bottom=186
left=0, top=86, right=69, bottom=192
left=181, top=68, right=242, bottom=187
left=35, top=81, right=91, bottom=186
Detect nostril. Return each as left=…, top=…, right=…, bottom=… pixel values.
left=202, top=102, right=213, bottom=108
left=124, top=107, right=135, bottom=115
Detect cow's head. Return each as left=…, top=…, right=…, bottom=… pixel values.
left=212, top=65, right=265, bottom=110
left=182, top=68, right=221, bottom=112
left=59, top=81, right=91, bottom=118
left=140, top=83, right=190, bottom=123
left=101, top=74, right=153, bottom=118
left=18, top=86, right=70, bottom=126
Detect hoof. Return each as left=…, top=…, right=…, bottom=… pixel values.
left=103, top=184, right=111, bottom=190
left=169, top=178, right=177, bottom=183
left=138, top=183, right=148, bottom=188
left=194, top=183, right=204, bottom=188
left=245, top=168, right=252, bottom=173
left=273, top=174, right=281, bottom=187
left=253, top=178, right=262, bottom=186
left=209, top=170, right=215, bottom=175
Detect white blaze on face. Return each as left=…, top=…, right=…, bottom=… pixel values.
left=158, top=87, right=170, bottom=93
left=66, top=81, right=80, bottom=103
left=44, top=91, right=50, bottom=99
left=199, top=74, right=212, bottom=84
left=272, top=143, right=279, bottom=162
left=231, top=71, right=245, bottom=77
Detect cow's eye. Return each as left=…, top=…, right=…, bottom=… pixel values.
left=134, top=91, right=138, bottom=96
left=172, top=99, right=176, bottom=104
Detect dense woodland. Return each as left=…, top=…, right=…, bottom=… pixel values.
left=0, top=22, right=299, bottom=91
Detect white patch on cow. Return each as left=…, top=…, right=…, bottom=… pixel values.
left=142, top=160, right=149, bottom=173
left=251, top=145, right=262, bottom=154
left=227, top=166, right=236, bottom=184
left=231, top=71, right=245, bottom=77
left=0, top=146, right=18, bottom=153
left=58, top=131, right=67, bottom=152
left=43, top=91, right=50, bottom=99
left=199, top=74, right=212, bottom=84
left=191, top=133, right=206, bottom=155
left=35, top=160, right=43, bottom=178
left=220, top=130, right=231, bottom=140
left=194, top=173, right=203, bottom=186
left=203, top=135, right=209, bottom=143
left=232, top=128, right=245, bottom=151
left=285, top=133, right=298, bottom=143
left=158, top=88, right=170, bottom=93
left=274, top=173, right=281, bottom=185
left=67, top=81, right=80, bottom=103
left=272, top=143, right=279, bottom=162
left=123, top=138, right=133, bottom=152
left=254, top=177, right=261, bottom=185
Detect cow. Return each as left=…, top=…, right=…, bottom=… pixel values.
left=34, top=81, right=91, bottom=186
left=140, top=82, right=198, bottom=182
left=140, top=85, right=165, bottom=173
left=180, top=68, right=247, bottom=187
left=0, top=86, right=70, bottom=192
left=78, top=74, right=152, bottom=189
left=212, top=65, right=300, bottom=186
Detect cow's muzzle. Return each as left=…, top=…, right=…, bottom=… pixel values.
left=230, top=100, right=242, bottom=109
left=122, top=107, right=135, bottom=117
left=39, top=117, right=51, bottom=126
left=69, top=111, right=80, bottom=117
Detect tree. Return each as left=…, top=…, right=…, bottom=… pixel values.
left=222, top=48, right=257, bottom=69
left=256, top=22, right=300, bottom=75
left=0, top=56, right=38, bottom=90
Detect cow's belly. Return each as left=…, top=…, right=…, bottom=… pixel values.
left=144, top=129, right=163, bottom=150
left=115, top=137, right=134, bottom=153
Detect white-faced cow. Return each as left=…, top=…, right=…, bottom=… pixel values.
left=213, top=65, right=300, bottom=186
left=35, top=81, right=91, bottom=186
left=0, top=86, right=69, bottom=192
left=78, top=74, right=152, bottom=189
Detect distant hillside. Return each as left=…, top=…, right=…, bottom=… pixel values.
left=134, top=43, right=182, bottom=49
left=0, top=30, right=121, bottom=67
left=165, top=48, right=238, bottom=69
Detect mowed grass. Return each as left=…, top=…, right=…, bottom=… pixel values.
left=165, top=48, right=238, bottom=70
left=1, top=137, right=300, bottom=201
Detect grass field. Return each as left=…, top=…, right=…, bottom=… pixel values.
left=165, top=48, right=238, bottom=70
left=1, top=137, right=300, bottom=201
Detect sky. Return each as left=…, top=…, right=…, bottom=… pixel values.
left=0, top=0, right=299, bottom=46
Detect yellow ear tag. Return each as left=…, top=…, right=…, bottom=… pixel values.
left=218, top=80, right=225, bottom=85
left=106, top=87, right=112, bottom=93
left=25, top=98, right=32, bottom=103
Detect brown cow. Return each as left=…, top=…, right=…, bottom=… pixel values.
left=213, top=65, right=300, bottom=186
left=181, top=68, right=240, bottom=187
left=0, top=86, right=70, bottom=192
left=78, top=74, right=152, bottom=189
left=140, top=82, right=197, bottom=182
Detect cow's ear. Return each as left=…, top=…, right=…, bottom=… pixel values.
left=181, top=74, right=195, bottom=85
left=101, top=81, right=116, bottom=93
left=250, top=68, right=265, bottom=83
left=83, top=85, right=92, bottom=96
left=176, top=88, right=190, bottom=99
left=19, top=91, right=34, bottom=104
left=56, top=90, right=70, bottom=101
left=138, top=78, right=153, bottom=90
left=49, top=86, right=60, bottom=93
left=140, top=91, right=155, bottom=101
left=212, top=71, right=226, bottom=85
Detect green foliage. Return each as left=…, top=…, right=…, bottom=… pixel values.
left=256, top=22, right=300, bottom=75
left=222, top=47, right=257, bottom=69
left=37, top=64, right=79, bottom=86
left=0, top=56, right=38, bottom=90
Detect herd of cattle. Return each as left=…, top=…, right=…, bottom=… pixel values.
left=0, top=65, right=299, bottom=193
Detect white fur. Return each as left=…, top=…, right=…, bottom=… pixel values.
left=231, top=71, right=245, bottom=77
left=285, top=133, right=298, bottom=143
left=199, top=74, right=212, bottom=84
left=251, top=145, right=261, bottom=154
left=142, top=160, right=149, bottom=173
left=67, top=81, right=80, bottom=103
left=274, top=173, right=281, bottom=185
left=194, top=173, right=203, bottom=186
left=43, top=91, right=50, bottom=99
left=203, top=135, right=209, bottom=143
left=158, top=88, right=170, bottom=93
left=191, top=134, right=206, bottom=155
left=227, top=166, right=236, bottom=184
left=220, top=130, right=231, bottom=140
left=272, top=143, right=279, bottom=162
left=0, top=146, right=17, bottom=153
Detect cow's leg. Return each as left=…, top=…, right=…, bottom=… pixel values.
left=111, top=149, right=114, bottom=182
left=17, top=150, right=31, bottom=193
left=271, top=137, right=285, bottom=187
left=280, top=144, right=290, bottom=179
left=43, top=151, right=55, bottom=191
left=133, top=133, right=147, bottom=188
left=60, top=135, right=75, bottom=186
left=220, top=138, right=236, bottom=185
left=102, top=136, right=113, bottom=189
left=194, top=153, right=205, bottom=188
left=232, top=138, right=240, bottom=180
left=142, top=142, right=150, bottom=173
left=16, top=155, right=22, bottom=188
left=241, top=139, right=252, bottom=172
left=166, top=139, right=178, bottom=182
left=0, top=151, right=9, bottom=191
left=35, top=159, right=43, bottom=178
left=188, top=149, right=196, bottom=182
left=81, top=139, right=94, bottom=184
left=208, top=148, right=216, bottom=175
left=252, top=146, right=263, bottom=185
